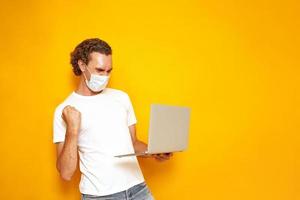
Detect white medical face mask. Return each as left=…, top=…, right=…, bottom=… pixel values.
left=83, top=67, right=110, bottom=92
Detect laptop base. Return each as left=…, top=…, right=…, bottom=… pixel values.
left=115, top=151, right=149, bottom=158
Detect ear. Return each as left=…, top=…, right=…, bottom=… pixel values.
left=78, top=60, right=86, bottom=72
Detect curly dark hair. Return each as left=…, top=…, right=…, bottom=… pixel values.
left=70, top=38, right=112, bottom=76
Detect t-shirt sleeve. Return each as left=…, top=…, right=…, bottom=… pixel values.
left=125, top=94, right=137, bottom=126
left=53, top=107, right=67, bottom=143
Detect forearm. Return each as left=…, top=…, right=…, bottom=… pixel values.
left=133, top=139, right=150, bottom=158
left=56, top=128, right=78, bottom=181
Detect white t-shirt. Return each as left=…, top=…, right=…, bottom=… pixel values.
left=52, top=88, right=145, bottom=196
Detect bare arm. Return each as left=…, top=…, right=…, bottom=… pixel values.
left=56, top=128, right=79, bottom=181
left=55, top=105, right=81, bottom=181
left=128, top=124, right=149, bottom=158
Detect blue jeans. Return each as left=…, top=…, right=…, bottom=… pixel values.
left=81, top=182, right=154, bottom=200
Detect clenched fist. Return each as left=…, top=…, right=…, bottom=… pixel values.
left=61, top=105, right=81, bottom=134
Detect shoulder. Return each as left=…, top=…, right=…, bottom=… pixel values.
left=105, top=88, right=133, bottom=106
left=105, top=87, right=128, bottom=96
left=105, top=87, right=130, bottom=98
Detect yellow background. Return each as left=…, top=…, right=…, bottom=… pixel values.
left=0, top=0, right=299, bottom=199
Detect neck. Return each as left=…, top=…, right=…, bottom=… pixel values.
left=75, top=75, right=103, bottom=96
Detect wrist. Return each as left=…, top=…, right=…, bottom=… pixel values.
left=133, top=140, right=148, bottom=153
left=66, top=127, right=79, bottom=136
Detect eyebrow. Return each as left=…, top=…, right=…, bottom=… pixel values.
left=95, top=67, right=113, bottom=71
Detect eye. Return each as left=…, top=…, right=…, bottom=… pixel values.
left=96, top=68, right=105, bottom=72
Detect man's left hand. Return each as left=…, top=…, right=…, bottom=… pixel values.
left=152, top=153, right=173, bottom=162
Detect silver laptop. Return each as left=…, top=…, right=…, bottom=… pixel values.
left=115, top=104, right=191, bottom=158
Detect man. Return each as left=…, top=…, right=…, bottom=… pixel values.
left=53, top=38, right=173, bottom=200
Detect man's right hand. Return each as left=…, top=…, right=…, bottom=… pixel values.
left=61, top=105, right=81, bottom=134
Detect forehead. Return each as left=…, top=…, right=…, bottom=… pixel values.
left=89, top=52, right=112, bottom=67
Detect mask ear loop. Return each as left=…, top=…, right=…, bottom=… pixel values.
left=82, top=64, right=90, bottom=82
